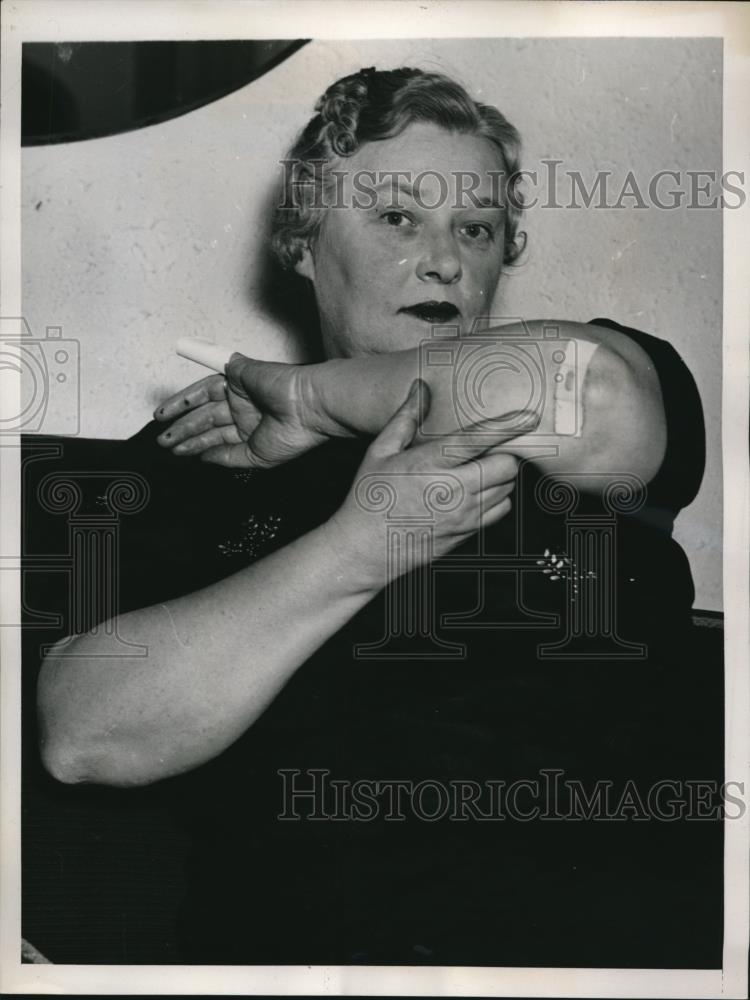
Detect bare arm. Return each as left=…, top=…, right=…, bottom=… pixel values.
left=156, top=321, right=665, bottom=491
left=39, top=386, right=523, bottom=788
left=38, top=520, right=378, bottom=787
left=302, top=320, right=666, bottom=489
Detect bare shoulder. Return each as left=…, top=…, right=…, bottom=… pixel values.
left=497, top=319, right=662, bottom=407
left=535, top=319, right=659, bottom=380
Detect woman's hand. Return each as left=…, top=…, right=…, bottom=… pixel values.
left=154, top=355, right=328, bottom=469
left=323, top=379, right=537, bottom=591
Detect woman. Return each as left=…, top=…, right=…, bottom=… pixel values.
left=34, top=68, right=719, bottom=966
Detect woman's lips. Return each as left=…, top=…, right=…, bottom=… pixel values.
left=399, top=301, right=460, bottom=323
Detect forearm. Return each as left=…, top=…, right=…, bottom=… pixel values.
left=305, top=320, right=666, bottom=485
left=38, top=522, right=380, bottom=788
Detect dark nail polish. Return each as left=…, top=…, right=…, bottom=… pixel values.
left=165, top=432, right=172, bottom=439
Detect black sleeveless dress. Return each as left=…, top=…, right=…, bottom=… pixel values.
left=21, top=320, right=723, bottom=967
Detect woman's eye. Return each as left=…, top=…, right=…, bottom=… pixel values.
left=382, top=211, right=411, bottom=227
left=462, top=223, right=493, bottom=241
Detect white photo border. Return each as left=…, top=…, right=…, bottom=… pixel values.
left=1, top=1, right=748, bottom=996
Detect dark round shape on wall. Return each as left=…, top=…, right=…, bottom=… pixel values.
left=22, top=40, right=309, bottom=146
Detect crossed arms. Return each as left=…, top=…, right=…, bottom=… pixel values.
left=37, top=319, right=665, bottom=787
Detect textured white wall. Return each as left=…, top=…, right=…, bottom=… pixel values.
left=21, top=38, right=722, bottom=610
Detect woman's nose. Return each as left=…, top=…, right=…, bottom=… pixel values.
left=416, top=235, right=462, bottom=284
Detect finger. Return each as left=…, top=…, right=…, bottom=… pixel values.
left=368, top=379, right=431, bottom=459
left=242, top=416, right=294, bottom=468
left=417, top=409, right=540, bottom=468
left=156, top=400, right=237, bottom=446
left=199, top=442, right=256, bottom=468
left=480, top=495, right=513, bottom=527
left=170, top=425, right=244, bottom=456
left=478, top=480, right=516, bottom=508
left=154, top=374, right=228, bottom=421
left=467, top=452, right=520, bottom=492
left=225, top=352, right=256, bottom=398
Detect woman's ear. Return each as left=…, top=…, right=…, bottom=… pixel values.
left=294, top=243, right=316, bottom=283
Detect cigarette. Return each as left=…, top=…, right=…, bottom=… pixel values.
left=175, top=338, right=234, bottom=372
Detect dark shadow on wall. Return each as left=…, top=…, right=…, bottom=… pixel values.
left=256, top=252, right=325, bottom=362
left=250, top=179, right=326, bottom=363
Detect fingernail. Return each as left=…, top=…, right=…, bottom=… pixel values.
left=408, top=379, right=420, bottom=400
left=158, top=406, right=165, bottom=415
left=183, top=399, right=190, bottom=407
left=163, top=431, right=172, bottom=439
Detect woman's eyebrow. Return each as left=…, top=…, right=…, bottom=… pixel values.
left=371, top=178, right=504, bottom=211
left=462, top=195, right=505, bottom=210
left=372, top=178, right=418, bottom=203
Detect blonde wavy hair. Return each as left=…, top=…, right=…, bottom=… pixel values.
left=271, top=66, right=526, bottom=270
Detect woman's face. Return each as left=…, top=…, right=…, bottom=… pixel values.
left=295, top=122, right=508, bottom=358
